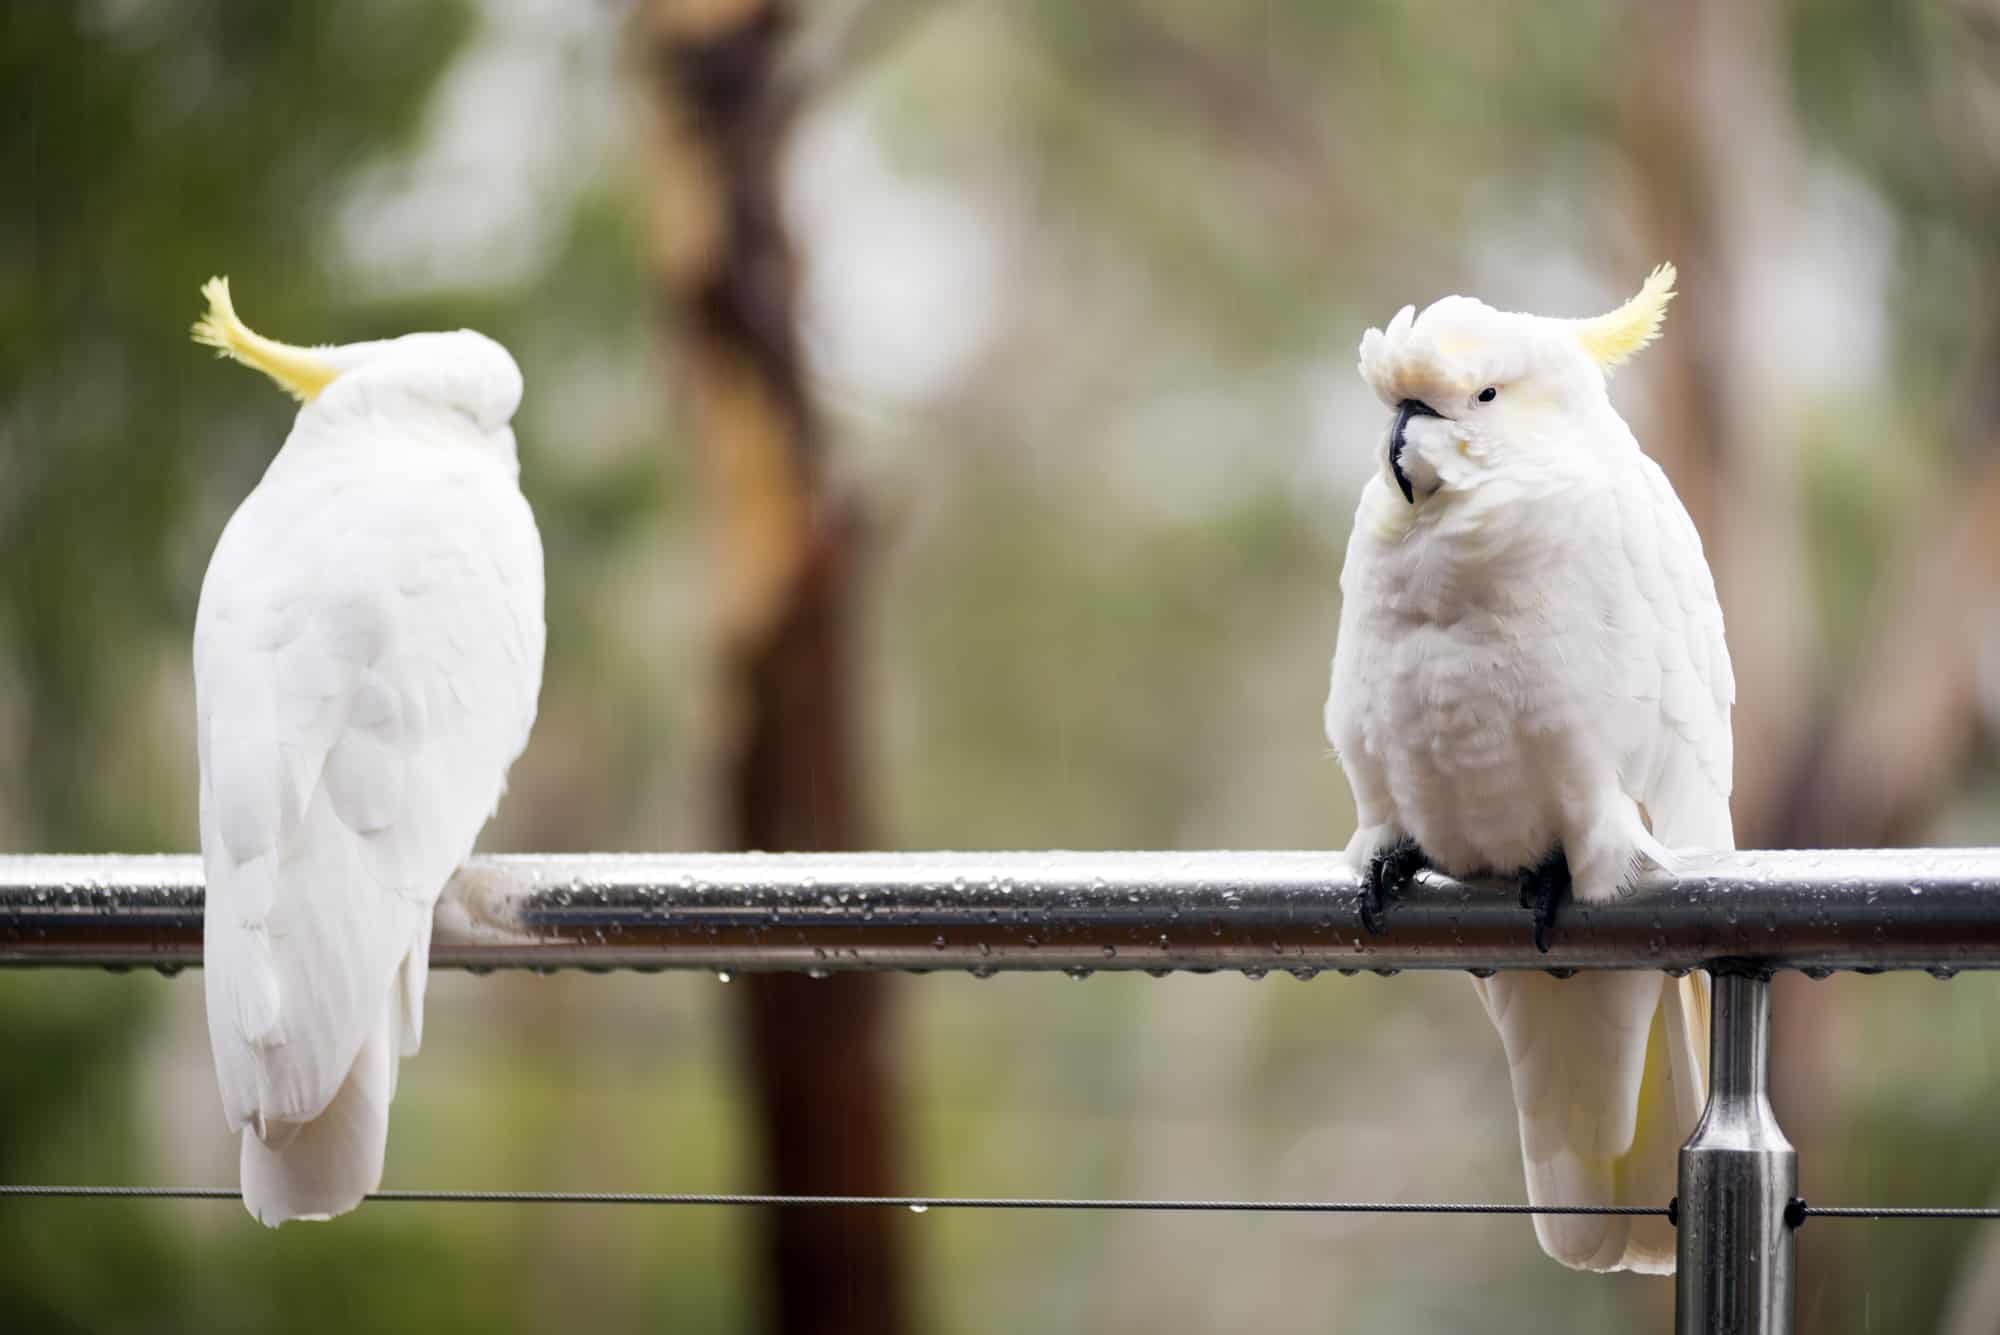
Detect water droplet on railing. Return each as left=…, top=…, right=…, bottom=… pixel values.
left=908, top=1203, right=929, bottom=1214
left=715, top=971, right=732, bottom=983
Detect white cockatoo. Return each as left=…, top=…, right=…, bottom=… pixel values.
left=190, top=279, right=544, bottom=1225
left=1323, top=265, right=1730, bottom=1273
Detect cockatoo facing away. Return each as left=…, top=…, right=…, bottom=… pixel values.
left=191, top=279, right=544, bottom=1225
left=1323, top=265, right=1731, bottom=1273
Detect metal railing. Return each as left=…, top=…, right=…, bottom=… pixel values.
left=7, top=848, right=2000, bottom=1335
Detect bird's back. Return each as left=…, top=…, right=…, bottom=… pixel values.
left=196, top=437, right=543, bottom=1157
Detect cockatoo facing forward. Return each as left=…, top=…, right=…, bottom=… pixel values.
left=191, top=279, right=544, bottom=1225
left=1323, top=266, right=1731, bottom=1273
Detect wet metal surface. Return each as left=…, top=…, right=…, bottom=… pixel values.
left=3, top=849, right=1998, bottom=974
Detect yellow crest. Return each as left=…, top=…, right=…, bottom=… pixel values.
left=191, top=276, right=337, bottom=403
left=1573, top=263, right=1676, bottom=372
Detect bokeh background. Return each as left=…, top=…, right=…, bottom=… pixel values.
left=6, top=1, right=2000, bottom=1330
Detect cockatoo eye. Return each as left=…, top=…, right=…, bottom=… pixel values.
left=1476, top=386, right=1499, bottom=404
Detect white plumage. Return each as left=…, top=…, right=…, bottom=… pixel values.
left=1323, top=267, right=1731, bottom=1272
left=191, top=280, right=544, bottom=1225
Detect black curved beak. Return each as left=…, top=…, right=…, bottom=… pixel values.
left=1388, top=398, right=1441, bottom=504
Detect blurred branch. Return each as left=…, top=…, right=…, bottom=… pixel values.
left=775, top=0, right=946, bottom=103
left=1768, top=430, right=2000, bottom=849
left=1951, top=0, right=2000, bottom=61
left=1027, top=1, right=1358, bottom=234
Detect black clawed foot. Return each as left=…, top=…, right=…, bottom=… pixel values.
left=1362, top=838, right=1428, bottom=935
left=1517, top=846, right=1572, bottom=954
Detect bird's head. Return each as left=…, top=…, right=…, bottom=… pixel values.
left=192, top=276, right=523, bottom=456
left=1356, top=264, right=1675, bottom=504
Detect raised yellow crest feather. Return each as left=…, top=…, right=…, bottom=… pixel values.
left=1573, top=263, right=1676, bottom=372
left=191, top=276, right=337, bottom=403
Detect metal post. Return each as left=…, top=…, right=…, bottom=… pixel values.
left=1676, top=971, right=1796, bottom=1335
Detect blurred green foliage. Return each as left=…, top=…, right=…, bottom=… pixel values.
left=1, top=5, right=490, bottom=1330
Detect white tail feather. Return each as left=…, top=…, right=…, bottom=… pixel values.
left=1475, top=971, right=1710, bottom=1273
left=239, top=995, right=401, bottom=1227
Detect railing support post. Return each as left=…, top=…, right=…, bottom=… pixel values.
left=1676, top=970, right=1797, bottom=1334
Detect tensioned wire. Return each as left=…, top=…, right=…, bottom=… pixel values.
left=0, top=1187, right=1657, bottom=1214
left=2, top=1186, right=1994, bottom=1218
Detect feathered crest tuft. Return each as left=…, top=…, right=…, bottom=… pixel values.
left=192, top=277, right=337, bottom=403
left=1572, top=264, right=1676, bottom=373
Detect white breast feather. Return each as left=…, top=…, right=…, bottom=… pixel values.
left=1325, top=421, right=1731, bottom=1275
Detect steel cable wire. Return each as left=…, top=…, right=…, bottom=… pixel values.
left=0, top=1186, right=1661, bottom=1214
left=5, top=1186, right=1995, bottom=1219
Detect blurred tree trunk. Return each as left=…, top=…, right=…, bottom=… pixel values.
left=1621, top=0, right=1811, bottom=849
left=641, top=5, right=908, bottom=1334
left=1618, top=0, right=1840, bottom=1322
left=1625, top=0, right=1998, bottom=1321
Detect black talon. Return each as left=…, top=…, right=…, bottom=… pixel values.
left=1516, top=846, right=1572, bottom=954
left=1362, top=838, right=1428, bottom=935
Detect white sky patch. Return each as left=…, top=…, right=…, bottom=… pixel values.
left=787, top=98, right=1006, bottom=407
left=333, top=0, right=627, bottom=295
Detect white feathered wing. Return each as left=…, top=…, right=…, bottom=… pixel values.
left=1471, top=453, right=1732, bottom=1272
left=196, top=440, right=543, bottom=1226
